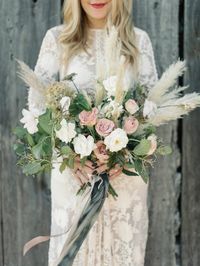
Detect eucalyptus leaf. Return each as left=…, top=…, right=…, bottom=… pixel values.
left=32, top=142, right=43, bottom=159
left=38, top=109, right=53, bottom=135
left=26, top=133, right=35, bottom=146
left=60, top=159, right=68, bottom=173
left=61, top=146, right=73, bottom=156
left=134, top=159, right=149, bottom=183
left=13, top=126, right=27, bottom=138
left=157, top=145, right=172, bottom=155
left=124, top=162, right=135, bottom=169
left=22, top=162, right=43, bottom=175
left=42, top=137, right=52, bottom=157
left=80, top=157, right=87, bottom=167
left=133, top=139, right=151, bottom=156
left=67, top=156, right=75, bottom=169
left=13, top=143, right=25, bottom=155
left=122, top=168, right=139, bottom=176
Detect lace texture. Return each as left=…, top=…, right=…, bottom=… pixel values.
left=27, top=24, right=158, bottom=266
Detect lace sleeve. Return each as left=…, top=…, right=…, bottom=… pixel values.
left=137, top=31, right=158, bottom=90
left=27, top=29, right=59, bottom=115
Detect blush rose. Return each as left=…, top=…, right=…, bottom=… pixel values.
left=123, top=116, right=139, bottom=134
left=95, top=118, right=115, bottom=137
left=79, top=107, right=98, bottom=126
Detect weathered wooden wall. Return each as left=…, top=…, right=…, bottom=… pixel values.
left=133, top=1, right=181, bottom=266
left=0, top=0, right=199, bottom=266
left=0, top=1, right=61, bottom=265
left=182, top=0, right=200, bottom=265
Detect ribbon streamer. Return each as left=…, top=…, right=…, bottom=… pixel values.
left=23, top=173, right=109, bottom=266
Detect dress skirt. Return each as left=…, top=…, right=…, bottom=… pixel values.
left=48, top=156, right=149, bottom=266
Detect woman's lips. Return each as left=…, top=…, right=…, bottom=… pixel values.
left=90, top=3, right=107, bottom=9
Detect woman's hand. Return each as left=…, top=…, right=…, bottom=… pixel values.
left=94, top=161, right=123, bottom=180
left=73, top=156, right=95, bottom=186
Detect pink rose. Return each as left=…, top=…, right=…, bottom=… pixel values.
left=95, top=118, right=115, bottom=137
left=123, top=116, right=139, bottom=134
left=147, top=134, right=157, bottom=155
left=125, top=99, right=139, bottom=114
left=93, top=141, right=109, bottom=163
left=79, top=107, right=98, bottom=126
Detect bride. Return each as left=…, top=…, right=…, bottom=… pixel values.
left=28, top=0, right=158, bottom=265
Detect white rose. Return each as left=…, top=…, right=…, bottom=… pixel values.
left=147, top=134, right=157, bottom=155
left=143, top=99, right=157, bottom=118
left=104, top=128, right=128, bottom=152
left=60, top=96, right=71, bottom=114
left=103, top=76, right=117, bottom=97
left=20, top=108, right=39, bottom=134
left=125, top=99, right=139, bottom=114
left=55, top=119, right=76, bottom=143
left=73, top=134, right=95, bottom=158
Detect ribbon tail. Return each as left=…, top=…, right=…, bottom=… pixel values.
left=23, top=236, right=50, bottom=256
left=55, top=173, right=109, bottom=266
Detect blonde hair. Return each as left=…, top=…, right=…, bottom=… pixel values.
left=59, top=0, right=139, bottom=77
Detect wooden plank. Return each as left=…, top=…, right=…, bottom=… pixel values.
left=0, top=0, right=61, bottom=265
left=182, top=0, right=200, bottom=265
left=133, top=1, right=180, bottom=265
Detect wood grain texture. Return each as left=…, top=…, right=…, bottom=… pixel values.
left=182, top=0, right=200, bottom=265
left=0, top=0, right=61, bottom=265
left=133, top=1, right=181, bottom=265
left=1, top=1, right=199, bottom=266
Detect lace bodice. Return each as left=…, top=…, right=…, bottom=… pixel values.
left=26, top=24, right=159, bottom=266
left=27, top=24, right=158, bottom=114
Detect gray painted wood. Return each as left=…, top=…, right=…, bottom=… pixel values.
left=1, top=1, right=199, bottom=266
left=0, top=0, right=61, bottom=265
left=133, top=1, right=180, bottom=265
left=182, top=0, right=200, bottom=265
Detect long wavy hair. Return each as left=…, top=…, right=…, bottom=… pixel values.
left=58, top=0, right=139, bottom=77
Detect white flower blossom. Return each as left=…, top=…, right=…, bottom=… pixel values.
left=103, top=75, right=117, bottom=97
left=60, top=96, right=71, bottom=114
left=73, top=134, right=95, bottom=158
left=102, top=98, right=123, bottom=118
left=104, top=128, right=128, bottom=152
left=143, top=99, right=157, bottom=118
left=55, top=119, right=76, bottom=144
left=20, top=108, right=39, bottom=134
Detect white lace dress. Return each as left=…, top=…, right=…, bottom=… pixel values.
left=27, top=24, right=158, bottom=266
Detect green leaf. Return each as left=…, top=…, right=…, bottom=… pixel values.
left=22, top=162, right=43, bottom=175
left=42, top=163, right=51, bottom=173
left=32, top=142, right=43, bottom=160
left=69, top=93, right=91, bottom=115
left=123, top=89, right=133, bottom=103
left=122, top=168, right=139, bottom=176
left=13, top=126, right=27, bottom=138
left=13, top=143, right=25, bottom=155
left=157, top=145, right=172, bottom=155
left=80, top=156, right=87, bottom=167
left=42, top=137, right=52, bottom=156
left=133, top=139, right=151, bottom=156
left=134, top=159, right=149, bottom=183
left=144, top=125, right=157, bottom=135
left=38, top=109, right=53, bottom=135
left=32, top=136, right=52, bottom=159
left=124, top=162, right=135, bottom=169
left=59, top=159, right=68, bottom=173
left=26, top=133, right=35, bottom=146
left=61, top=146, right=73, bottom=156
left=67, top=156, right=75, bottom=169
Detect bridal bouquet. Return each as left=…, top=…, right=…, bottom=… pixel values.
left=13, top=27, right=200, bottom=265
